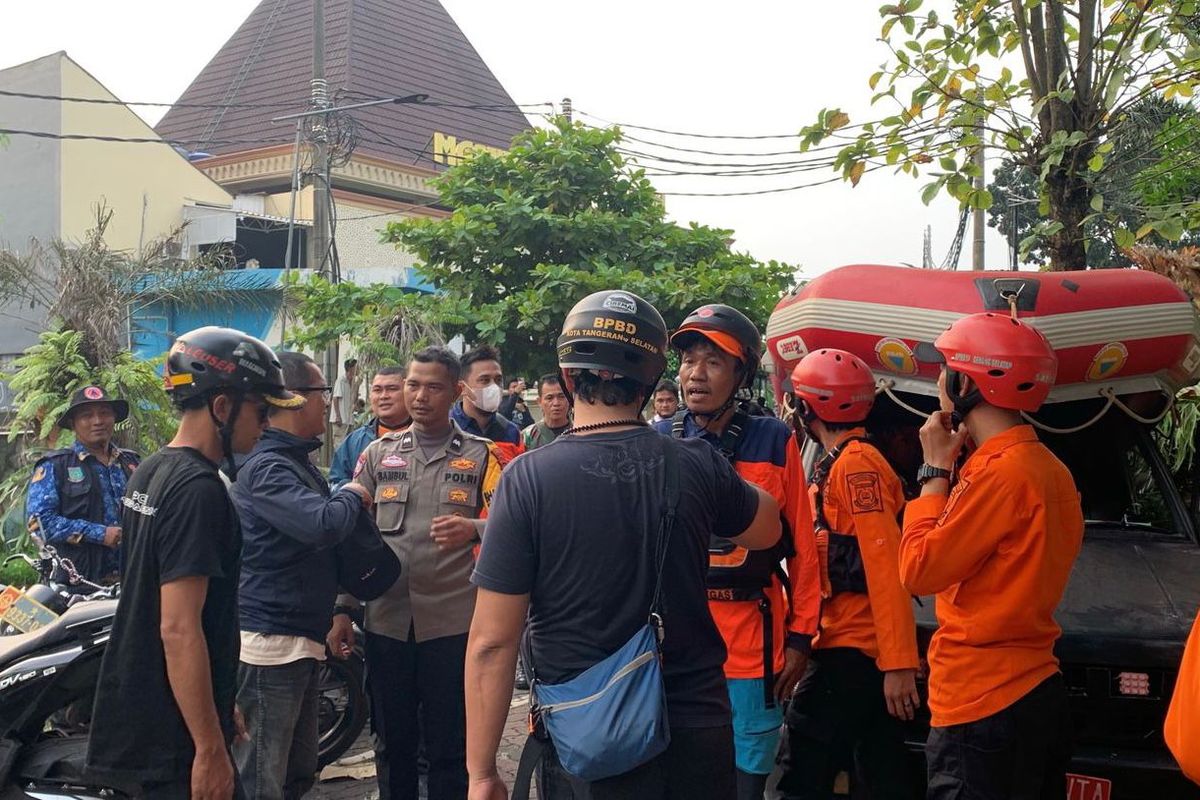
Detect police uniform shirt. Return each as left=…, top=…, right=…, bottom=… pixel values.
left=350, top=422, right=502, bottom=642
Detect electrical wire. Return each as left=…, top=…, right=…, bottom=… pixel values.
left=657, top=168, right=882, bottom=197
left=0, top=127, right=287, bottom=148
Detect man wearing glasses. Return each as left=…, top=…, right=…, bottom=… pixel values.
left=228, top=351, right=373, bottom=798
left=330, top=366, right=412, bottom=488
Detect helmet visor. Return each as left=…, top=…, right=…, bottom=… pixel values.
left=672, top=326, right=743, bottom=361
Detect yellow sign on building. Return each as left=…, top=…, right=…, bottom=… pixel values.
left=432, top=132, right=506, bottom=165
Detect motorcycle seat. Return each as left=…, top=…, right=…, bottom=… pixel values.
left=0, top=600, right=118, bottom=669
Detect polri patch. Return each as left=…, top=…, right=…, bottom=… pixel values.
left=449, top=457, right=477, bottom=471
left=846, top=472, right=883, bottom=514
left=380, top=486, right=399, bottom=501
left=381, top=454, right=407, bottom=468
left=447, top=488, right=471, bottom=504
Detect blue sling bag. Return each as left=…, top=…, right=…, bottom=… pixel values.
left=518, top=435, right=681, bottom=785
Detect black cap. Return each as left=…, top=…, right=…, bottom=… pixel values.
left=57, top=386, right=130, bottom=430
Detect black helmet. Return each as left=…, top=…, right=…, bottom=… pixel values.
left=670, top=304, right=761, bottom=389
left=164, top=326, right=303, bottom=409
left=557, top=290, right=668, bottom=388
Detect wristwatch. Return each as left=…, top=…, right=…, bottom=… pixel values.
left=916, top=463, right=952, bottom=485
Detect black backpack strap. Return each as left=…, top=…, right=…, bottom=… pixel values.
left=716, top=410, right=749, bottom=461
left=649, top=435, right=680, bottom=621
left=809, top=436, right=871, bottom=531
left=511, top=732, right=551, bottom=800
left=670, top=409, right=688, bottom=439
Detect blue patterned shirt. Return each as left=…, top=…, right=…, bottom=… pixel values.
left=26, top=441, right=134, bottom=569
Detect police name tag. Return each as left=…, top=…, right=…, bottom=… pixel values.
left=0, top=586, right=59, bottom=633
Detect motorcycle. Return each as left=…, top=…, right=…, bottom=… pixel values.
left=0, top=544, right=369, bottom=794
left=317, top=617, right=368, bottom=769
left=0, top=548, right=121, bottom=799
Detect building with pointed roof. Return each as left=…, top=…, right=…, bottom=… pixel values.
left=155, top=0, right=532, bottom=283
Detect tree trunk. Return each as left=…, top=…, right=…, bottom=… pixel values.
left=1045, top=165, right=1090, bottom=270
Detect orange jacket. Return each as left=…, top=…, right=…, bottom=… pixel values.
left=809, top=432, right=918, bottom=672
left=657, top=414, right=821, bottom=679
left=1167, top=613, right=1200, bottom=784
left=900, top=425, right=1083, bottom=727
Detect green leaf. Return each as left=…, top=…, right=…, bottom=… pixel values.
left=1088, top=153, right=1104, bottom=172
left=1090, top=194, right=1104, bottom=212
left=1114, top=228, right=1135, bottom=250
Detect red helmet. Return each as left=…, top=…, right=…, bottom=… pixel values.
left=931, top=312, right=1057, bottom=412
left=789, top=349, right=876, bottom=423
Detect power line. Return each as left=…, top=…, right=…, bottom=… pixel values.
left=0, top=127, right=284, bottom=147
left=658, top=168, right=881, bottom=197
left=0, top=87, right=555, bottom=114
left=0, top=87, right=303, bottom=110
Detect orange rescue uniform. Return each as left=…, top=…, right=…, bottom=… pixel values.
left=810, top=431, right=918, bottom=671
left=899, top=425, right=1083, bottom=728
left=662, top=413, right=820, bottom=678
left=1166, top=614, right=1200, bottom=784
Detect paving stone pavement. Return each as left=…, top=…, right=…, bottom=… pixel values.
left=309, top=689, right=534, bottom=799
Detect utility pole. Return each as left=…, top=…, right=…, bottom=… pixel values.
left=971, top=128, right=986, bottom=271
left=562, top=97, right=572, bottom=123
left=310, top=0, right=330, bottom=276
left=311, top=0, right=337, bottom=464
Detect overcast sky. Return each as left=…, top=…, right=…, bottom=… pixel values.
left=3, top=0, right=1012, bottom=279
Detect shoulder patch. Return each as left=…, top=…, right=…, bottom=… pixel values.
left=846, top=471, right=883, bottom=514
left=31, top=467, right=46, bottom=483
left=352, top=451, right=369, bottom=478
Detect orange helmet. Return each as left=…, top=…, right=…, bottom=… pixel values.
left=789, top=349, right=877, bottom=423
left=930, top=312, right=1057, bottom=412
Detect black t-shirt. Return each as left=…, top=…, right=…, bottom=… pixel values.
left=87, top=447, right=242, bottom=785
left=472, top=427, right=759, bottom=727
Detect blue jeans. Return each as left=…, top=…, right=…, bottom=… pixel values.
left=233, top=659, right=321, bottom=800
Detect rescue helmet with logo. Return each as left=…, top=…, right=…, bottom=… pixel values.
left=926, top=312, right=1057, bottom=412
left=789, top=349, right=877, bottom=423
left=557, top=290, right=668, bottom=388
left=164, top=326, right=304, bottom=409
left=670, top=304, right=760, bottom=389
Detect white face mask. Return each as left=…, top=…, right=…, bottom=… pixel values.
left=471, top=382, right=503, bottom=413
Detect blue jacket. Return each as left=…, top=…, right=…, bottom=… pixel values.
left=231, top=429, right=361, bottom=643
left=329, top=419, right=383, bottom=488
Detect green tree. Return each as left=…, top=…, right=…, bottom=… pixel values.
left=383, top=119, right=796, bottom=375
left=282, top=275, right=448, bottom=372
left=801, top=0, right=1200, bottom=270
left=988, top=96, right=1200, bottom=265
left=0, top=207, right=263, bottom=544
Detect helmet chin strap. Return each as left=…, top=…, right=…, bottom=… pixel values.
left=207, top=391, right=245, bottom=479
left=945, top=369, right=983, bottom=423
left=690, top=366, right=746, bottom=432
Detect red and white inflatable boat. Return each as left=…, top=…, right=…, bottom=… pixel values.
left=765, top=265, right=1200, bottom=409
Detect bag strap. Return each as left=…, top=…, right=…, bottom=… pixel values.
left=648, top=435, right=680, bottom=619
left=810, top=435, right=870, bottom=531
